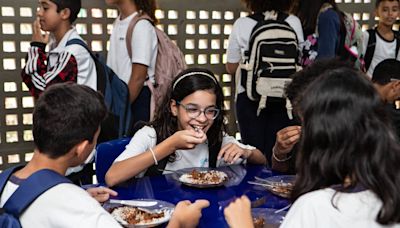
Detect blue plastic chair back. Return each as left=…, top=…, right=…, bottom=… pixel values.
left=95, top=137, right=131, bottom=185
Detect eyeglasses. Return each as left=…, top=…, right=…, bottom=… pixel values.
left=176, top=101, right=220, bottom=120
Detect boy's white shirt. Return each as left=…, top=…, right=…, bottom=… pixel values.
left=47, top=27, right=97, bottom=90
left=0, top=182, right=122, bottom=228
left=107, top=12, right=157, bottom=84
left=362, top=30, right=400, bottom=77
left=114, top=126, right=255, bottom=177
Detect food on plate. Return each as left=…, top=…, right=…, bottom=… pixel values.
left=179, top=169, right=228, bottom=185
left=269, top=182, right=294, bottom=198
left=109, top=206, right=167, bottom=225
left=253, top=216, right=266, bottom=228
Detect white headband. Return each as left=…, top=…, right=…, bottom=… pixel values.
left=172, top=72, right=218, bottom=90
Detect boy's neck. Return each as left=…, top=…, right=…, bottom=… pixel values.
left=13, top=150, right=70, bottom=179
left=53, top=22, right=72, bottom=44
left=116, top=1, right=138, bottom=20
left=377, top=23, right=394, bottom=36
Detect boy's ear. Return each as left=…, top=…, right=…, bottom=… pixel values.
left=75, top=140, right=90, bottom=161
left=170, top=100, right=178, bottom=116
left=60, top=8, right=71, bottom=21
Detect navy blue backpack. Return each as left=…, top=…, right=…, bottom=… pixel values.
left=0, top=166, right=71, bottom=228
left=66, top=39, right=132, bottom=142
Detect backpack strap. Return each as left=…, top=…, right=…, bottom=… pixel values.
left=65, top=39, right=106, bottom=95
left=3, top=169, right=71, bottom=218
left=0, top=166, right=24, bottom=193
left=364, top=28, right=376, bottom=71
left=126, top=13, right=155, bottom=60
left=395, top=30, right=400, bottom=58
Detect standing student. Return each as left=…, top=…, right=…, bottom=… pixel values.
left=226, top=0, right=304, bottom=165
left=362, top=0, right=400, bottom=77
left=0, top=83, right=209, bottom=228
left=296, top=0, right=342, bottom=60
left=21, top=0, right=98, bottom=184
left=21, top=0, right=97, bottom=98
left=106, top=0, right=158, bottom=132
left=105, top=68, right=266, bottom=186
left=224, top=67, right=400, bottom=227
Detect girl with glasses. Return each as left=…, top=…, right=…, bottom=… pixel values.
left=106, top=68, right=266, bottom=186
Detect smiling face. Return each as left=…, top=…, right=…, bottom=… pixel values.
left=376, top=0, right=399, bottom=27
left=37, top=0, right=66, bottom=32
left=170, top=90, right=217, bottom=133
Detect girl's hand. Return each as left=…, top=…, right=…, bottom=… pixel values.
left=86, top=187, right=118, bottom=203
left=218, top=143, right=249, bottom=164
left=274, top=125, right=301, bottom=156
left=32, top=17, right=49, bottom=43
left=224, top=196, right=254, bottom=228
left=171, top=129, right=207, bottom=150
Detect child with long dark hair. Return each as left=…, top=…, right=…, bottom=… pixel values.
left=295, top=0, right=342, bottom=60
left=106, top=68, right=266, bottom=186
left=224, top=67, right=400, bottom=227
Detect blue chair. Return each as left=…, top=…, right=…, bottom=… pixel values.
left=95, top=137, right=131, bottom=185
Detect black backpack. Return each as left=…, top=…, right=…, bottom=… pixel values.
left=66, top=39, right=132, bottom=143
left=0, top=166, right=71, bottom=228
left=364, top=28, right=400, bottom=71
left=241, top=11, right=300, bottom=116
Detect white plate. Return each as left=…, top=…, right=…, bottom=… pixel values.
left=252, top=208, right=288, bottom=228
left=104, top=199, right=174, bottom=227
left=174, top=167, right=229, bottom=188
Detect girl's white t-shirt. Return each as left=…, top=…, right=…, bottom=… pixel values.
left=107, top=12, right=157, bottom=84
left=114, top=126, right=255, bottom=177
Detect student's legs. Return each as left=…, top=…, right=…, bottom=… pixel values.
left=236, top=93, right=292, bottom=166
left=129, top=86, right=151, bottom=135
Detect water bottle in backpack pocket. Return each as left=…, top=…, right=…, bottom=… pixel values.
left=241, top=11, right=300, bottom=116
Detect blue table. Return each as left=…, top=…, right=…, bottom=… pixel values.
left=112, top=165, right=290, bottom=228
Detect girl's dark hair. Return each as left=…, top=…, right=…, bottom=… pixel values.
left=292, top=67, right=400, bottom=224
left=134, top=0, right=159, bottom=24
left=376, top=0, right=400, bottom=8
left=294, top=0, right=338, bottom=36
left=241, top=0, right=293, bottom=13
left=150, top=68, right=226, bottom=163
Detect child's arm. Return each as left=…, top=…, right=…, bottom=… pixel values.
left=86, top=187, right=118, bottom=203
left=218, top=139, right=267, bottom=165
left=224, top=196, right=254, bottom=228
left=105, top=129, right=207, bottom=186
left=272, top=125, right=301, bottom=172
left=21, top=18, right=78, bottom=98
left=167, top=200, right=210, bottom=228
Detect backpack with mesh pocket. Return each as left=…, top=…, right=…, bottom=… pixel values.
left=241, top=11, right=300, bottom=116
left=126, top=13, right=187, bottom=120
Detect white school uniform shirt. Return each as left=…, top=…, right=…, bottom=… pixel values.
left=45, top=27, right=97, bottom=90
left=114, top=126, right=255, bottom=177
left=280, top=188, right=400, bottom=228
left=0, top=180, right=121, bottom=228
left=226, top=13, right=304, bottom=94
left=362, top=30, right=400, bottom=77
left=107, top=12, right=157, bottom=85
